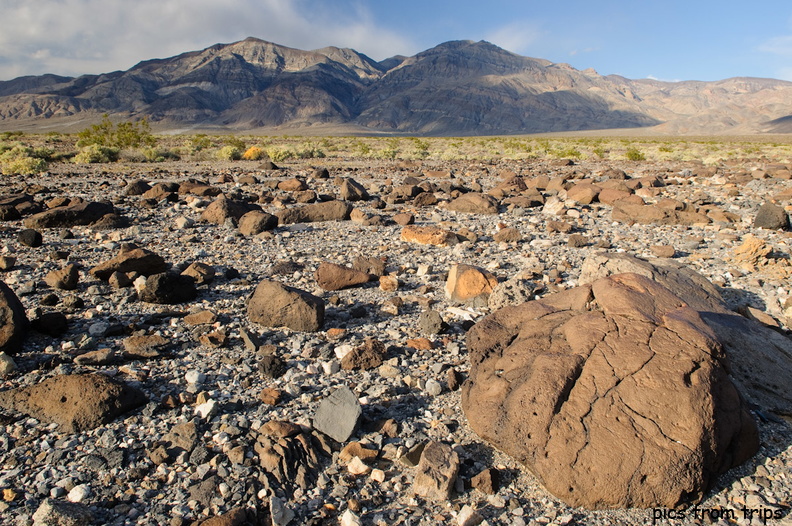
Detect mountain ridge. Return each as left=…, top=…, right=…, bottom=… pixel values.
left=0, top=38, right=790, bottom=135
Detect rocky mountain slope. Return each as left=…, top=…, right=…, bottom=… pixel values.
left=0, top=38, right=791, bottom=135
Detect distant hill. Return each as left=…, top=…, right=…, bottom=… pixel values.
left=0, top=37, right=790, bottom=135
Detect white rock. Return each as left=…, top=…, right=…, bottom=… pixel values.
left=340, top=509, right=362, bottom=526
left=194, top=400, right=218, bottom=419
left=321, top=360, right=340, bottom=375
left=67, top=484, right=91, bottom=503
left=185, top=370, right=205, bottom=385
left=334, top=344, right=354, bottom=360
left=0, top=352, right=17, bottom=376
left=457, top=505, right=484, bottom=526
left=347, top=456, right=371, bottom=476
left=425, top=379, right=443, bottom=396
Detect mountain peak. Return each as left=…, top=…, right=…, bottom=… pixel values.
left=0, top=38, right=790, bottom=135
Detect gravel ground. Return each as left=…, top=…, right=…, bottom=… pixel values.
left=0, top=156, right=791, bottom=526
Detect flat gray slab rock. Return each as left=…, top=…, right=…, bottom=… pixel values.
left=312, top=386, right=361, bottom=443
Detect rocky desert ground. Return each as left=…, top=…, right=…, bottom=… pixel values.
left=2, top=141, right=792, bottom=526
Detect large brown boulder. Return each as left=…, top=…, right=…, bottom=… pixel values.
left=90, top=245, right=168, bottom=280
left=0, top=373, right=147, bottom=433
left=580, top=252, right=792, bottom=415
left=23, top=201, right=115, bottom=229
left=447, top=193, right=499, bottom=214
left=247, top=280, right=324, bottom=332
left=0, top=281, right=27, bottom=356
left=612, top=201, right=710, bottom=225
left=200, top=195, right=260, bottom=225
left=276, top=201, right=352, bottom=225
left=462, top=273, right=758, bottom=509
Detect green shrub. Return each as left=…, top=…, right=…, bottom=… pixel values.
left=0, top=144, right=48, bottom=174
left=294, top=144, right=325, bottom=159
left=625, top=147, right=646, bottom=161
left=142, top=147, right=180, bottom=162
left=73, top=144, right=119, bottom=164
left=266, top=147, right=294, bottom=163
left=77, top=114, right=156, bottom=150
left=189, top=134, right=213, bottom=152
left=216, top=146, right=242, bottom=161
left=223, top=135, right=246, bottom=150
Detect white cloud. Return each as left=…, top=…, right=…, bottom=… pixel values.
left=0, top=0, right=416, bottom=80
left=484, top=21, right=543, bottom=56
left=759, top=35, right=792, bottom=56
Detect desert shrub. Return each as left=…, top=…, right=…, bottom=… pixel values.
left=294, top=144, right=325, bottom=159
left=216, top=146, right=242, bottom=161
left=77, top=114, right=156, bottom=150
left=223, top=135, right=246, bottom=150
left=266, top=147, right=294, bottom=163
left=189, top=134, right=213, bottom=152
left=376, top=147, right=399, bottom=160
left=242, top=146, right=265, bottom=161
left=142, top=147, right=180, bottom=162
left=625, top=147, right=646, bottom=161
left=411, top=138, right=430, bottom=159
left=592, top=147, right=608, bottom=158
left=0, top=144, right=48, bottom=174
left=554, top=146, right=583, bottom=160
left=73, top=144, right=120, bottom=164
left=356, top=142, right=372, bottom=156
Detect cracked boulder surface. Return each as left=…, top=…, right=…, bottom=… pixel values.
left=461, top=273, right=759, bottom=509
left=579, top=252, right=792, bottom=415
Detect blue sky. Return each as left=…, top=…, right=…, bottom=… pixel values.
left=0, top=0, right=791, bottom=82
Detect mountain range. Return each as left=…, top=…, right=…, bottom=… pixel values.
left=0, top=37, right=791, bottom=136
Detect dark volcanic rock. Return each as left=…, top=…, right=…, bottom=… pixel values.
left=17, top=228, right=43, bottom=247
left=238, top=210, right=278, bottom=235
left=0, top=280, right=27, bottom=355
left=139, top=272, right=198, bottom=304
left=462, top=273, right=758, bottom=509
left=0, top=373, right=147, bottom=433
left=753, top=202, right=789, bottom=230
left=200, top=195, right=260, bottom=225
left=23, top=201, right=115, bottom=229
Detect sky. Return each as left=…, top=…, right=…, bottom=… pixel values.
left=1, top=0, right=791, bottom=82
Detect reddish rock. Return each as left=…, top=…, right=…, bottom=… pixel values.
left=238, top=210, right=278, bottom=235
left=400, top=225, right=458, bottom=246
left=445, top=264, right=498, bottom=306
left=341, top=338, right=386, bottom=370
left=90, top=245, right=167, bottom=281
left=247, top=280, right=324, bottom=332
left=315, top=262, right=371, bottom=291
left=0, top=373, right=147, bottom=433
left=462, top=273, right=758, bottom=509
left=45, top=264, right=79, bottom=290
